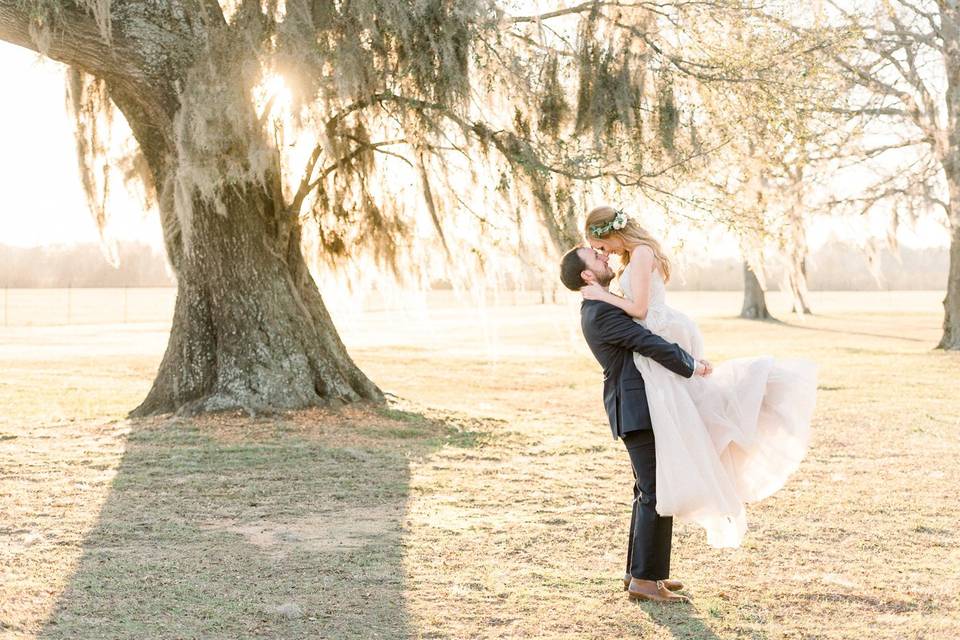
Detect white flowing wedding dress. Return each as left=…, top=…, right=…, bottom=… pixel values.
left=620, top=262, right=817, bottom=548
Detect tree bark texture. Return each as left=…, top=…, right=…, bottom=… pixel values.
left=939, top=173, right=960, bottom=350
left=789, top=258, right=812, bottom=315
left=133, top=182, right=382, bottom=416
left=940, top=13, right=960, bottom=350
left=740, top=261, right=772, bottom=320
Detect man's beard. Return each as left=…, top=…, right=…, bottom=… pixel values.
left=594, top=268, right=614, bottom=287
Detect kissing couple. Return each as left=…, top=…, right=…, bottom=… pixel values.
left=560, top=205, right=817, bottom=603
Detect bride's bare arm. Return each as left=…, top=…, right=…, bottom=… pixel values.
left=582, top=245, right=654, bottom=319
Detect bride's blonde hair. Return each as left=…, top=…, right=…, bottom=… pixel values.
left=584, top=205, right=672, bottom=282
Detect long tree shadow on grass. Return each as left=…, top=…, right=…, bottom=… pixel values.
left=38, top=404, right=485, bottom=640
left=775, top=315, right=932, bottom=344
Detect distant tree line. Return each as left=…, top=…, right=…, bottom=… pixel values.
left=673, top=242, right=948, bottom=292
left=0, top=242, right=173, bottom=287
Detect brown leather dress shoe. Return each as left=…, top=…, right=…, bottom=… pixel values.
left=623, top=573, right=683, bottom=592
left=627, top=578, right=690, bottom=603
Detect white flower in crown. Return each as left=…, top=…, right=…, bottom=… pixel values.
left=588, top=209, right=630, bottom=237
left=611, top=209, right=628, bottom=230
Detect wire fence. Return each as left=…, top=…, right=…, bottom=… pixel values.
left=0, top=286, right=555, bottom=327
left=1, top=287, right=178, bottom=326
left=0, top=286, right=946, bottom=328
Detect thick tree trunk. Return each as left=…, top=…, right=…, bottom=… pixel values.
left=740, top=261, right=772, bottom=320
left=939, top=22, right=960, bottom=351
left=132, top=181, right=382, bottom=416
left=938, top=218, right=960, bottom=351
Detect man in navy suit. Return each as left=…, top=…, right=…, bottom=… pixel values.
left=560, top=246, right=711, bottom=604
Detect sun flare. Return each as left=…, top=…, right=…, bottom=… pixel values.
left=255, top=72, right=293, bottom=122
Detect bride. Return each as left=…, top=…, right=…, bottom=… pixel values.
left=580, top=205, right=817, bottom=548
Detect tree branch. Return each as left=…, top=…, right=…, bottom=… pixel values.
left=890, top=0, right=943, bottom=44
left=307, top=140, right=411, bottom=191
left=508, top=1, right=644, bottom=24
left=0, top=1, right=147, bottom=82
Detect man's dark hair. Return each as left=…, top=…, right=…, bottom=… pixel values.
left=559, top=246, right=588, bottom=291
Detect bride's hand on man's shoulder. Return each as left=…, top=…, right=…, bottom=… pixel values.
left=581, top=283, right=606, bottom=301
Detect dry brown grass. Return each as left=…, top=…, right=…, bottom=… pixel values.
left=1, top=290, right=958, bottom=639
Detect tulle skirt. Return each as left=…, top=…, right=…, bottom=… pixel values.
left=634, top=307, right=817, bottom=548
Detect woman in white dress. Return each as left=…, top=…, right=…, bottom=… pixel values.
left=580, top=205, right=817, bottom=548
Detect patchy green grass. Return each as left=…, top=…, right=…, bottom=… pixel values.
left=1, top=290, right=959, bottom=639
left=2, top=404, right=493, bottom=640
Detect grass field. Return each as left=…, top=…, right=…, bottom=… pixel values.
left=1, top=289, right=958, bottom=639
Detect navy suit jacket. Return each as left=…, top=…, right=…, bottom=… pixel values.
left=580, top=299, right=696, bottom=439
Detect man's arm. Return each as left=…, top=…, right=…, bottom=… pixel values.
left=593, top=304, right=698, bottom=378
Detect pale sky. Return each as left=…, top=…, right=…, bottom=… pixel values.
left=0, top=42, right=948, bottom=256
left=0, top=44, right=162, bottom=248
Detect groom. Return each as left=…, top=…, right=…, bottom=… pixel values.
left=559, top=246, right=711, bottom=604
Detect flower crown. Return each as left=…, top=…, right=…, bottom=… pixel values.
left=588, top=209, right=628, bottom=238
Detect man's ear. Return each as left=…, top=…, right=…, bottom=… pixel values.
left=580, top=270, right=596, bottom=285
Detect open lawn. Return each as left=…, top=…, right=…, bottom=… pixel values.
left=1, top=290, right=958, bottom=639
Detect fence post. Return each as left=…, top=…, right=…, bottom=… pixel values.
left=3, top=285, right=7, bottom=327
left=67, top=282, right=72, bottom=325
left=123, top=285, right=129, bottom=323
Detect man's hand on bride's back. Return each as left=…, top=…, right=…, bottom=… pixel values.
left=695, top=359, right=713, bottom=376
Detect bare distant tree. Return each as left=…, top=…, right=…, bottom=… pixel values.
left=800, top=0, right=960, bottom=349
left=673, top=3, right=847, bottom=320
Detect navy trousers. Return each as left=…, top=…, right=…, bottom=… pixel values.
left=622, top=429, right=672, bottom=581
